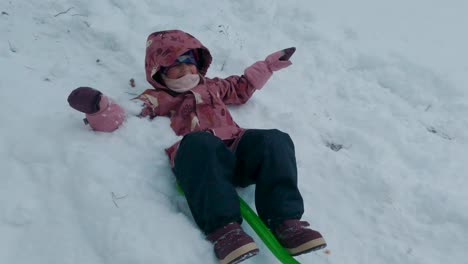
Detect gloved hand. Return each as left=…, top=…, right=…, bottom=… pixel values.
left=265, top=47, right=296, bottom=72
left=67, top=87, right=102, bottom=114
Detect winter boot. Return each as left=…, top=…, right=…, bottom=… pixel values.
left=207, top=222, right=259, bottom=264
left=274, top=219, right=327, bottom=256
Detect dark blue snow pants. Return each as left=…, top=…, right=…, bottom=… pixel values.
left=173, top=129, right=304, bottom=234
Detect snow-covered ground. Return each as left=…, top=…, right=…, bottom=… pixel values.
left=1, top=1, right=467, bottom=263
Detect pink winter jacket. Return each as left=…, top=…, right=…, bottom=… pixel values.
left=89, top=30, right=280, bottom=166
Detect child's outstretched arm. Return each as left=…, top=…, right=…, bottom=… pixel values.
left=213, top=47, right=296, bottom=105
left=68, top=87, right=179, bottom=132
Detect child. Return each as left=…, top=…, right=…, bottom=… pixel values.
left=68, top=29, right=326, bottom=264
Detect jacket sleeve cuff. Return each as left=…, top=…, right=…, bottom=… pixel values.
left=244, top=61, right=273, bottom=90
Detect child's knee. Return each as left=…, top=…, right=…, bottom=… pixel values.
left=245, top=129, right=293, bottom=147
left=180, top=131, right=220, bottom=148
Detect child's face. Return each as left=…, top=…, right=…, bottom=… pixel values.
left=165, top=63, right=198, bottom=79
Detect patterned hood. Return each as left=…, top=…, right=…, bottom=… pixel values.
left=144, top=30, right=213, bottom=90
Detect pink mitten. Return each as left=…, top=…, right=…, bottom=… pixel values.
left=265, top=47, right=296, bottom=72
left=85, top=95, right=125, bottom=132
left=68, top=87, right=102, bottom=114
left=68, top=87, right=125, bottom=132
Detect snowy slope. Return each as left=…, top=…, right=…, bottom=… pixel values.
left=1, top=1, right=467, bottom=264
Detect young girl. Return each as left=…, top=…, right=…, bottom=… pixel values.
left=68, top=29, right=326, bottom=264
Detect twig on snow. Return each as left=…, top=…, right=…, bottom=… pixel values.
left=426, top=126, right=453, bottom=140
left=326, top=141, right=343, bottom=152
left=111, top=192, right=128, bottom=208
left=220, top=60, right=226, bottom=71
left=54, top=7, right=74, bottom=17
left=8, top=41, right=16, bottom=53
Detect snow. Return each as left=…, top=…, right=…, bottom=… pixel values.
left=1, top=0, right=468, bottom=263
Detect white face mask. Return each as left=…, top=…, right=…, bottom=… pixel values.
left=161, top=74, right=200, bottom=93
